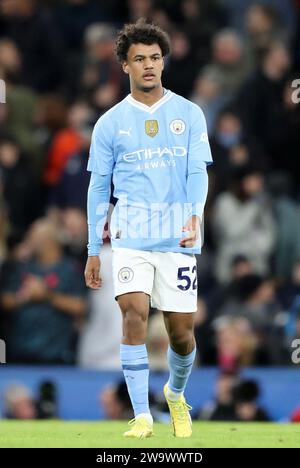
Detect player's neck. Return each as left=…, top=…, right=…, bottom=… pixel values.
left=130, top=85, right=164, bottom=107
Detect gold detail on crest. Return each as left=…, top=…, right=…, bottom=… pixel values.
left=145, top=120, right=159, bottom=137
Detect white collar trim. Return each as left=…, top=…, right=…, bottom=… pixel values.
left=126, top=89, right=173, bottom=114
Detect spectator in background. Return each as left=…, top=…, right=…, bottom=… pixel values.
left=209, top=108, right=267, bottom=196
left=233, top=378, right=270, bottom=421
left=198, top=371, right=238, bottom=421
left=217, top=274, right=278, bottom=329
left=244, top=4, right=287, bottom=67
left=163, top=30, right=198, bottom=97
left=100, top=378, right=164, bottom=422
left=0, top=38, right=21, bottom=86
left=207, top=254, right=254, bottom=320
left=100, top=381, right=133, bottom=420
left=230, top=254, right=254, bottom=279
left=238, top=40, right=291, bottom=155
left=179, top=0, right=229, bottom=68
left=200, top=375, right=270, bottom=422
left=35, top=380, right=58, bottom=419
left=268, top=77, right=300, bottom=196
left=277, top=259, right=300, bottom=311
left=55, top=0, right=114, bottom=54
left=60, top=208, right=88, bottom=273
left=0, top=218, right=87, bottom=364
left=151, top=6, right=173, bottom=35
left=213, top=316, right=259, bottom=370
left=2, top=384, right=37, bottom=419
left=190, top=68, right=229, bottom=135
left=41, top=95, right=82, bottom=191
left=124, top=0, right=154, bottom=24
left=196, top=255, right=255, bottom=366
left=216, top=273, right=285, bottom=365
left=204, top=29, right=250, bottom=100
left=0, top=136, right=40, bottom=245
left=0, top=0, right=65, bottom=92
left=79, top=23, right=122, bottom=110
left=268, top=172, right=300, bottom=281
left=212, top=165, right=276, bottom=283
left=0, top=39, right=42, bottom=173
left=47, top=101, right=93, bottom=210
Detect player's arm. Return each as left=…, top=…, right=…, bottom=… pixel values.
left=85, top=172, right=111, bottom=289
left=84, top=116, right=114, bottom=289
left=180, top=104, right=212, bottom=248
left=180, top=165, right=208, bottom=248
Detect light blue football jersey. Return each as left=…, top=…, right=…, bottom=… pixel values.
left=87, top=89, right=213, bottom=254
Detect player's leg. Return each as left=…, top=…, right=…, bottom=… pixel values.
left=162, top=311, right=196, bottom=438
left=112, top=248, right=154, bottom=438
left=151, top=252, right=197, bottom=437
left=163, top=311, right=196, bottom=395
left=118, top=292, right=151, bottom=413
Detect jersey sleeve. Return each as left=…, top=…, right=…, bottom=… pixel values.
left=186, top=163, right=209, bottom=218
left=188, top=103, right=213, bottom=175
left=87, top=115, right=115, bottom=175
left=87, top=172, right=111, bottom=255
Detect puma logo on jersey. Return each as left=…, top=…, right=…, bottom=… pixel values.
left=119, top=128, right=132, bottom=136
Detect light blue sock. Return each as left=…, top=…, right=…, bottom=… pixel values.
left=167, top=346, right=196, bottom=394
left=120, top=343, right=150, bottom=417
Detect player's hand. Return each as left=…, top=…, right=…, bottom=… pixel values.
left=180, top=215, right=200, bottom=248
left=84, top=256, right=102, bottom=289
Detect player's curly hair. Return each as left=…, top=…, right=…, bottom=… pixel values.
left=115, top=18, right=171, bottom=62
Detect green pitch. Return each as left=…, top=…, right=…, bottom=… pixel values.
left=0, top=421, right=299, bottom=448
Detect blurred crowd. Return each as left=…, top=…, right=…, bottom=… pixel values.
left=1, top=0, right=300, bottom=370
left=3, top=375, right=300, bottom=423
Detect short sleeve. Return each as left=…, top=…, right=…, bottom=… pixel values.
left=87, top=115, right=115, bottom=175
left=188, top=104, right=213, bottom=175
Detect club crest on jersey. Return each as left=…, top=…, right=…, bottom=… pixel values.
left=118, top=267, right=134, bottom=283
left=145, top=120, right=159, bottom=137
left=170, top=119, right=186, bottom=135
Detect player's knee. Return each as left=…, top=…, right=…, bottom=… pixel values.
left=123, top=311, right=147, bottom=328
left=169, top=330, right=194, bottom=354
left=122, top=306, right=148, bottom=339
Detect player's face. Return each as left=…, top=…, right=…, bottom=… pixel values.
left=122, top=43, right=164, bottom=92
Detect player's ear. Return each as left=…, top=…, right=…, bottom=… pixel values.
left=122, top=61, right=129, bottom=74
left=162, top=57, right=165, bottom=71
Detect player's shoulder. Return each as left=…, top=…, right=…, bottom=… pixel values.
left=171, top=92, right=205, bottom=117
left=94, top=98, right=127, bottom=130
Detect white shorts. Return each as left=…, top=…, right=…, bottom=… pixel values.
left=112, top=248, right=197, bottom=313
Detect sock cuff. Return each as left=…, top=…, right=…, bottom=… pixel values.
left=120, top=343, right=148, bottom=362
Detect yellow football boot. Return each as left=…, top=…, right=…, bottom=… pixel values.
left=164, top=384, right=192, bottom=438
left=123, top=416, right=154, bottom=439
